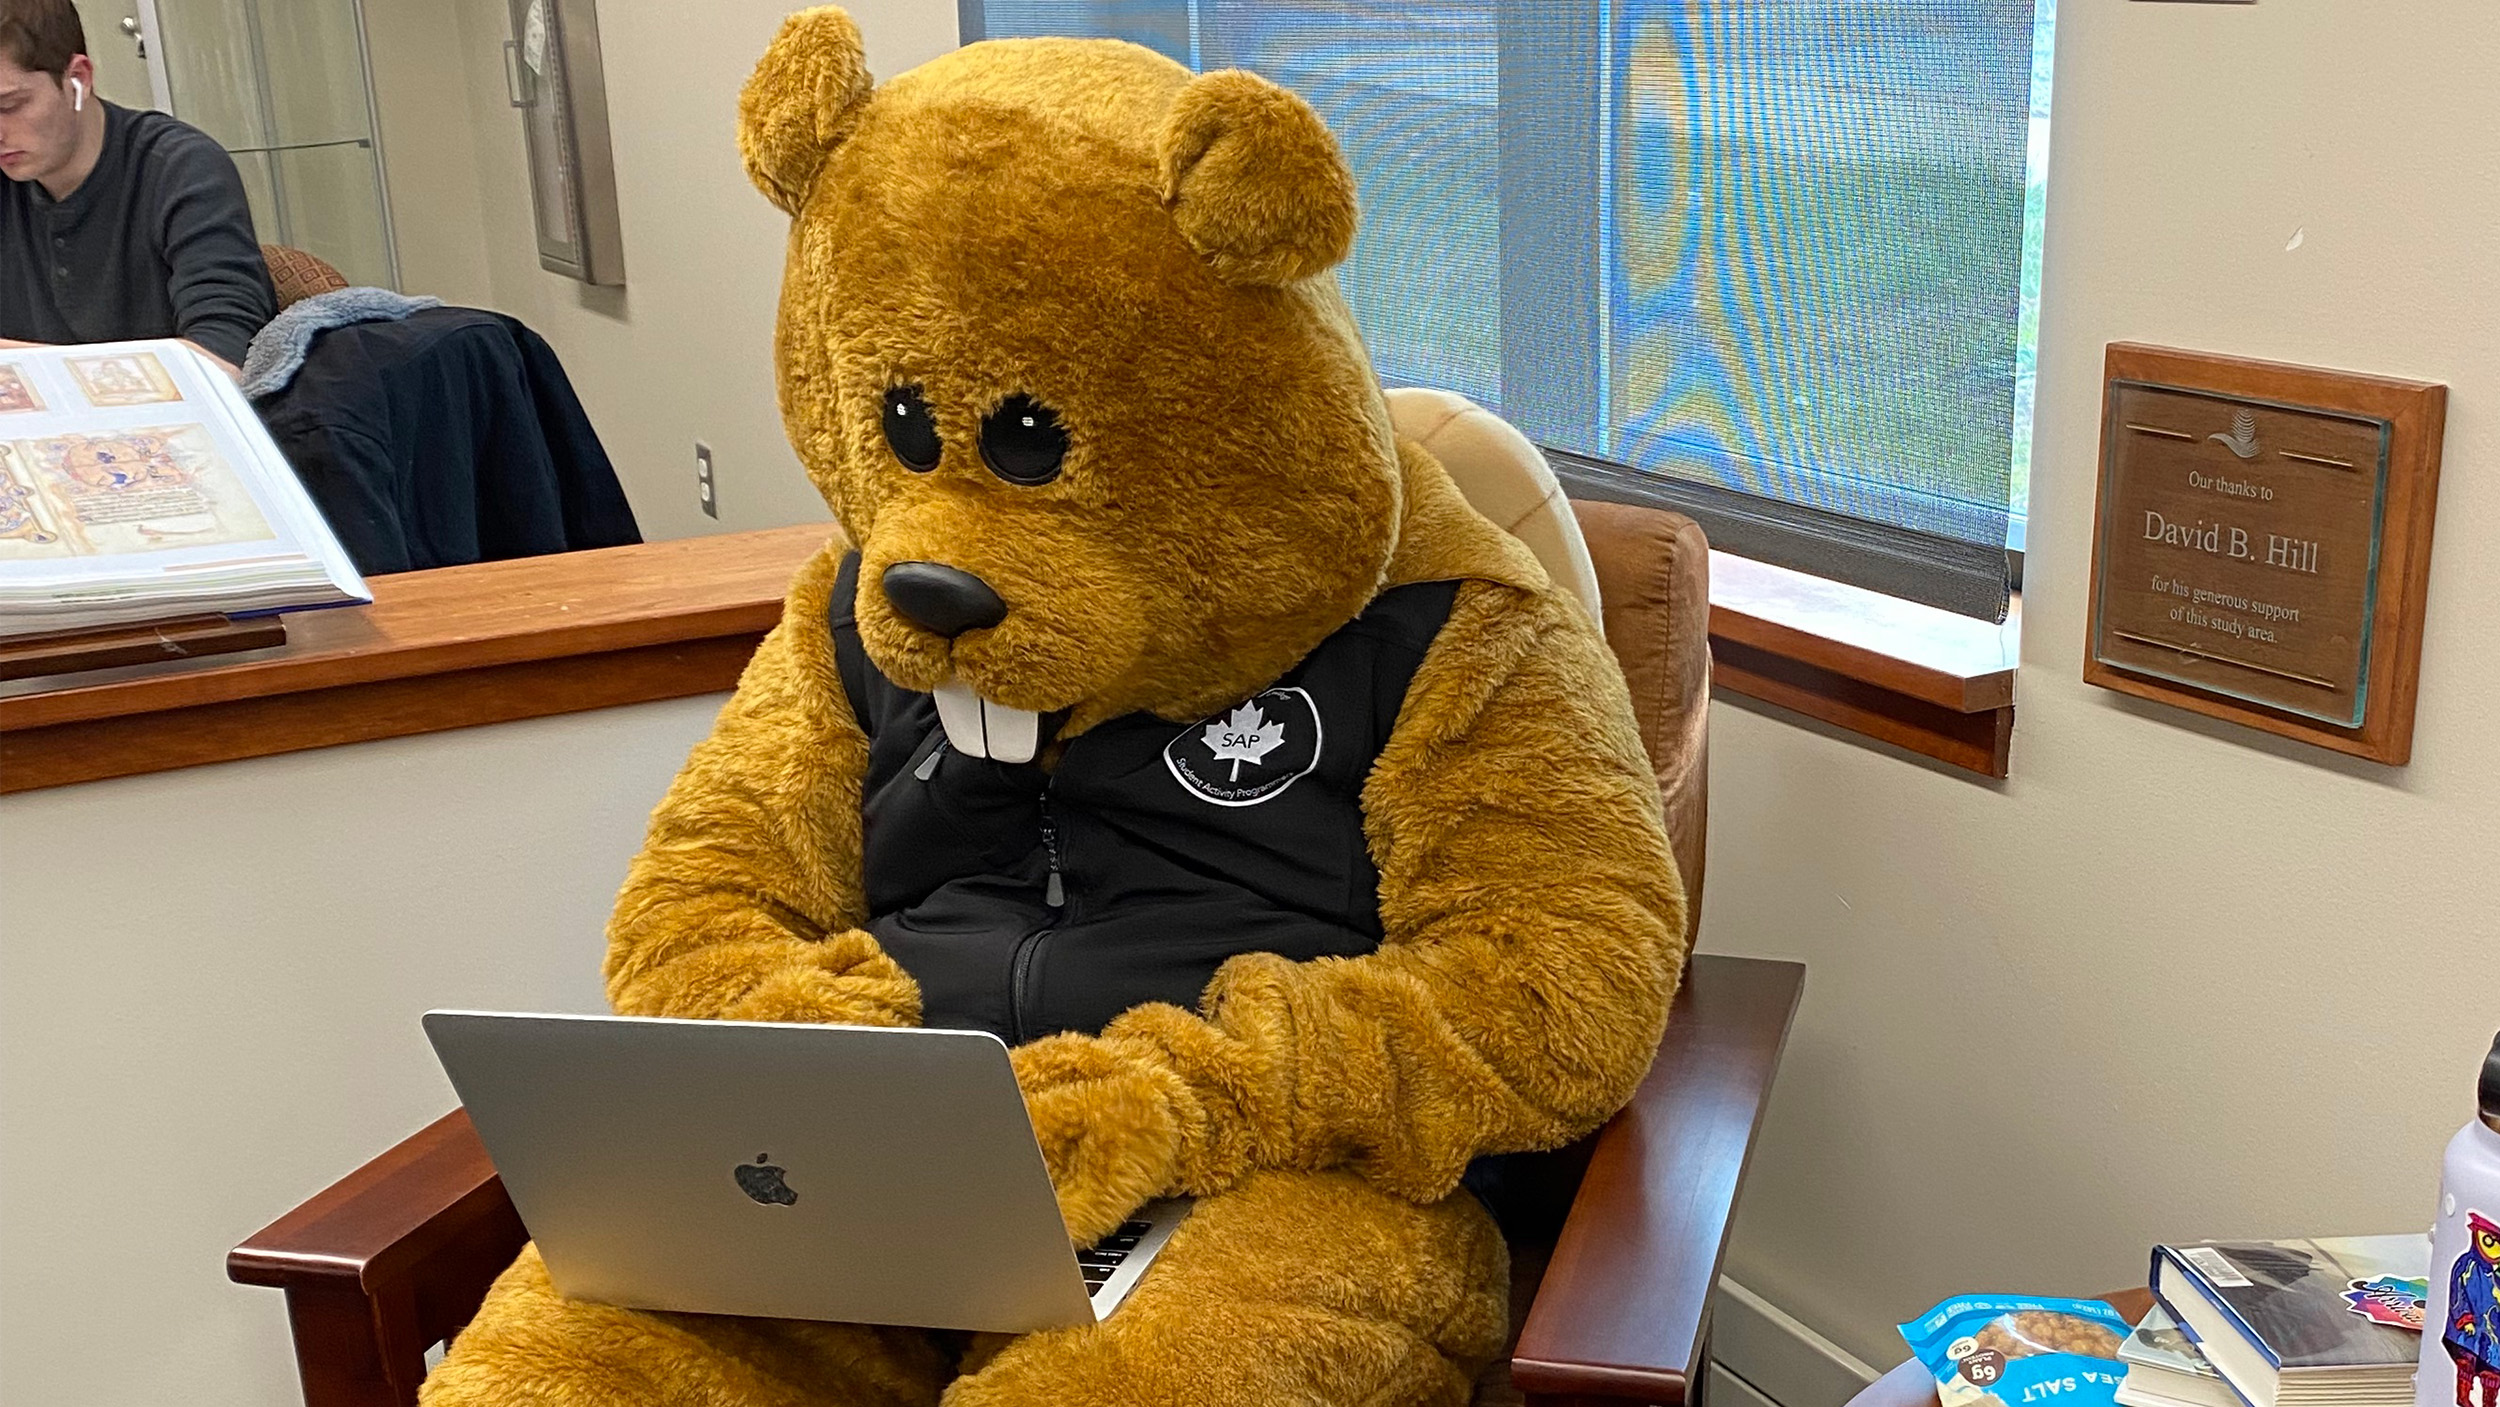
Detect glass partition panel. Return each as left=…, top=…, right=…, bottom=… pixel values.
left=151, top=0, right=399, bottom=289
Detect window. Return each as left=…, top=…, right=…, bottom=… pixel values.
left=960, top=1, right=2053, bottom=621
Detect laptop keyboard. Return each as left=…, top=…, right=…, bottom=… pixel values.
left=1081, top=1220, right=1154, bottom=1297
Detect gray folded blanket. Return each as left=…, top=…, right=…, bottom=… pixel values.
left=243, top=286, right=443, bottom=399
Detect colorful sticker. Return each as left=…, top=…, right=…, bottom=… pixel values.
left=2341, top=1274, right=2428, bottom=1330
left=2442, top=1212, right=2500, bottom=1407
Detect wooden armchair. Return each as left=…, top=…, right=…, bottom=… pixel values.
left=229, top=493, right=1804, bottom=1407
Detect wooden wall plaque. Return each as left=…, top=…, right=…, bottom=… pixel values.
left=2085, top=344, right=2446, bottom=764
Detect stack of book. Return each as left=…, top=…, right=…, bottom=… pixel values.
left=0, top=339, right=365, bottom=646
left=2118, top=1303, right=2239, bottom=1407
left=2134, top=1235, right=2428, bottom=1407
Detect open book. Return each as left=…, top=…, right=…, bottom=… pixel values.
left=0, top=339, right=367, bottom=640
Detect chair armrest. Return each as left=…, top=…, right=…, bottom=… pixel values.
left=229, top=1109, right=525, bottom=1407
left=229, top=1107, right=514, bottom=1292
left=1509, top=953, right=1805, bottom=1406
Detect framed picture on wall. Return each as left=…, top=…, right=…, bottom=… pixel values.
left=501, top=0, right=627, bottom=286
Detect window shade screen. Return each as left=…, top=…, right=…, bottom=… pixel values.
left=960, top=1, right=2052, bottom=619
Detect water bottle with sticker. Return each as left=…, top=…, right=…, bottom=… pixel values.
left=2419, top=1031, right=2500, bottom=1407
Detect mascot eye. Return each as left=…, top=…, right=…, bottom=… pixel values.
left=979, top=394, right=1068, bottom=486
left=882, top=385, right=942, bottom=471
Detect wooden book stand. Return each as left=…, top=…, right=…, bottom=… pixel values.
left=0, top=614, right=287, bottom=683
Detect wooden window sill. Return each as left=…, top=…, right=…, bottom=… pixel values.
left=1708, top=551, right=2020, bottom=778
left=0, top=524, right=835, bottom=794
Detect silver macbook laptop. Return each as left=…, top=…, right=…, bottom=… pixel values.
left=422, top=1011, right=1189, bottom=1334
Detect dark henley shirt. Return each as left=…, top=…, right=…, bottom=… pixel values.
left=1, top=100, right=277, bottom=366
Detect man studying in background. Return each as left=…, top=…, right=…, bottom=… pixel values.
left=0, top=0, right=275, bottom=378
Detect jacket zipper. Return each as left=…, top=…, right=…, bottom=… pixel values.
left=1039, top=789, right=1066, bottom=911
left=1011, top=782, right=1067, bottom=1043
left=1008, top=926, right=1052, bottom=1044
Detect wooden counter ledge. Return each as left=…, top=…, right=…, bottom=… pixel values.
left=3, top=514, right=2022, bottom=792
left=0, top=524, right=835, bottom=794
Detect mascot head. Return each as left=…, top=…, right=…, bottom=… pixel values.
left=741, top=8, right=1399, bottom=744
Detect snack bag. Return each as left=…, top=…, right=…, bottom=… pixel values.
left=1899, top=1295, right=2133, bottom=1407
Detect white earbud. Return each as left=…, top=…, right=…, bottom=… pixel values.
left=70, top=77, right=86, bottom=111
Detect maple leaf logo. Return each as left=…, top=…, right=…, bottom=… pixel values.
left=1202, top=701, right=1287, bottom=780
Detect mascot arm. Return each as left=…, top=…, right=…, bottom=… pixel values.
left=1016, top=585, right=1684, bottom=1234
left=602, top=546, right=922, bottom=1029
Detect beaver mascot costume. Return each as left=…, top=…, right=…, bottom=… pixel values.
left=422, top=10, right=1687, bottom=1405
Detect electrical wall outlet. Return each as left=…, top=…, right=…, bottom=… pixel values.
left=696, top=442, right=717, bottom=519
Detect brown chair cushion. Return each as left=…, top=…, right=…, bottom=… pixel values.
left=1571, top=499, right=1709, bottom=939
left=261, top=243, right=350, bottom=309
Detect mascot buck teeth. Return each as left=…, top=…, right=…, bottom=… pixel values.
left=423, top=10, right=1687, bottom=1404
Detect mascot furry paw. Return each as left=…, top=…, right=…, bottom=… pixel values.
left=423, top=9, right=1686, bottom=1405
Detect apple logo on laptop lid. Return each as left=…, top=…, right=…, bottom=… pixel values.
left=734, top=1154, right=798, bottom=1206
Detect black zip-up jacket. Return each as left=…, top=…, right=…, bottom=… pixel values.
left=830, top=552, right=1460, bottom=1043
left=254, top=307, right=641, bottom=574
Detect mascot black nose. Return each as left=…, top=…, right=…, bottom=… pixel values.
left=882, top=561, right=1008, bottom=638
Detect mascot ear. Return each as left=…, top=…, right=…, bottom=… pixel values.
left=1157, top=69, right=1357, bottom=287
left=739, top=6, right=874, bottom=216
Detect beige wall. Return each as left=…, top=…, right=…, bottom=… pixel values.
left=365, top=0, right=956, bottom=542
left=0, top=698, right=723, bottom=1407
left=1712, top=0, right=2500, bottom=1368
